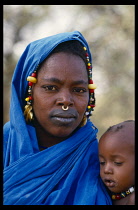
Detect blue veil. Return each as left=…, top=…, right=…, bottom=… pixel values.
left=3, top=31, right=112, bottom=205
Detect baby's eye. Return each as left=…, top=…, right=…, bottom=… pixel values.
left=100, top=161, right=105, bottom=165
left=43, top=85, right=57, bottom=91
left=73, top=88, right=87, bottom=93
left=114, top=162, right=123, bottom=166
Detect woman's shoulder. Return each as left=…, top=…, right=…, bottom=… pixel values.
left=3, top=121, right=10, bottom=139
left=4, top=121, right=10, bottom=130
left=3, top=122, right=11, bottom=153
left=3, top=121, right=11, bottom=167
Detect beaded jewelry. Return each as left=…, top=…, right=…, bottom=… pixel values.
left=24, top=71, right=37, bottom=121
left=24, top=47, right=96, bottom=122
left=83, top=46, right=96, bottom=117
left=111, top=186, right=134, bottom=200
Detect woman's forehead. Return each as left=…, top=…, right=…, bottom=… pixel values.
left=38, top=52, right=88, bottom=77
left=40, top=52, right=86, bottom=68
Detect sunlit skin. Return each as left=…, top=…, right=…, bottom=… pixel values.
left=99, top=121, right=135, bottom=205
left=32, top=52, right=89, bottom=148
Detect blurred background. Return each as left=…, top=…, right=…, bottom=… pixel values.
left=4, top=5, right=135, bottom=139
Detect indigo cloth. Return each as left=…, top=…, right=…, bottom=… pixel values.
left=3, top=31, right=112, bottom=205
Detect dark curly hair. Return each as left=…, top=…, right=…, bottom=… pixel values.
left=39, top=40, right=87, bottom=70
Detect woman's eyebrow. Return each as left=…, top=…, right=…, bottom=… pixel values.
left=42, top=77, right=63, bottom=84
left=73, top=80, right=88, bottom=85
left=41, top=78, right=88, bottom=85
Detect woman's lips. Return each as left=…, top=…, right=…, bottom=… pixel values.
left=50, top=110, right=78, bottom=126
left=51, top=116, right=76, bottom=125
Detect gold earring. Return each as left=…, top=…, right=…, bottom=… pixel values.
left=80, top=114, right=87, bottom=127
left=24, top=105, right=33, bottom=122
left=24, top=70, right=37, bottom=122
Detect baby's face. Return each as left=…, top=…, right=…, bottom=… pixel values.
left=99, top=131, right=135, bottom=193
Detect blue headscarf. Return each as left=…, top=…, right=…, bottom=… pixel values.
left=3, top=31, right=112, bottom=205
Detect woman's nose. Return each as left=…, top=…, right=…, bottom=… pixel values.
left=56, top=89, right=74, bottom=107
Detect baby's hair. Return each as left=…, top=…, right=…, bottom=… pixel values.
left=106, top=120, right=134, bottom=133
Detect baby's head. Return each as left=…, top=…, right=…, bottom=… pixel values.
left=99, top=120, right=135, bottom=193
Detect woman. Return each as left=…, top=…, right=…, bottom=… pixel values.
left=3, top=31, right=112, bottom=205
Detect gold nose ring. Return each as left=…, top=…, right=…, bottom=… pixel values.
left=62, top=106, right=69, bottom=111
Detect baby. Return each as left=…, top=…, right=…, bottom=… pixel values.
left=98, top=120, right=135, bottom=205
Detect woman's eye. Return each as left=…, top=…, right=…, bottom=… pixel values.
left=43, top=85, right=57, bottom=91
left=73, top=88, right=86, bottom=93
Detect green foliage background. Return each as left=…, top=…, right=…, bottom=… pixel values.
left=4, top=5, right=135, bottom=139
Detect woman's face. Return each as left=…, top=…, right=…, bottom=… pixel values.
left=32, top=52, right=89, bottom=138
left=99, top=131, right=135, bottom=193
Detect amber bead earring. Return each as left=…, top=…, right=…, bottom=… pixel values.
left=24, top=71, right=37, bottom=122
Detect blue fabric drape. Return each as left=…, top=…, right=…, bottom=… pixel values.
left=3, top=31, right=112, bottom=205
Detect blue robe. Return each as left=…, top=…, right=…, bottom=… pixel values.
left=3, top=31, right=112, bottom=205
